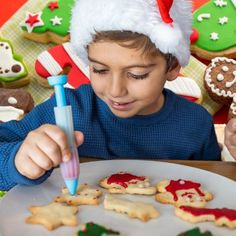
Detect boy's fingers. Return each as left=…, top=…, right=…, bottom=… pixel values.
left=226, top=118, right=236, bottom=134
left=74, top=131, right=84, bottom=146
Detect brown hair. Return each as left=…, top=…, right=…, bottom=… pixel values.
left=91, top=31, right=177, bottom=71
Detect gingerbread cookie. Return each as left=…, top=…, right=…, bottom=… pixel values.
left=99, top=172, right=156, bottom=195
left=164, top=76, right=202, bottom=104
left=20, top=0, right=75, bottom=44
left=104, top=194, right=159, bottom=222
left=54, top=183, right=102, bottom=206
left=26, top=202, right=78, bottom=230
left=175, top=205, right=236, bottom=229
left=191, top=0, right=236, bottom=60
left=35, top=42, right=89, bottom=87
left=204, top=57, right=236, bottom=119
left=0, top=88, right=34, bottom=122
left=178, top=227, right=213, bottom=236
left=76, top=222, right=120, bottom=236
left=155, top=179, right=213, bottom=207
left=0, top=38, right=30, bottom=88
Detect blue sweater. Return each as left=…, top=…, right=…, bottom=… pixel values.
left=0, top=85, right=221, bottom=190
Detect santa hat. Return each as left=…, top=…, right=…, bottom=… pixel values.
left=70, top=0, right=192, bottom=67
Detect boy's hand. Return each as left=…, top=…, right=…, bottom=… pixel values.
left=15, top=124, right=84, bottom=179
left=225, top=118, right=236, bottom=160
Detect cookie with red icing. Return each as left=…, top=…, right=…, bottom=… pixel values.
left=204, top=57, right=236, bottom=119
left=191, top=0, right=236, bottom=60
left=155, top=179, right=213, bottom=207
left=35, top=42, right=89, bottom=87
left=99, top=172, right=156, bottom=195
left=20, top=0, right=75, bottom=44
left=0, top=38, right=30, bottom=88
left=175, top=205, right=236, bottom=229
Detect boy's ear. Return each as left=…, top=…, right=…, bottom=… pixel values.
left=166, top=59, right=181, bottom=82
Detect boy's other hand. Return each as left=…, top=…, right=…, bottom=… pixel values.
left=14, top=124, right=84, bottom=179
left=225, top=118, right=236, bottom=160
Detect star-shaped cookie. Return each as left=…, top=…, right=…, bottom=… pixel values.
left=26, top=202, right=78, bottom=230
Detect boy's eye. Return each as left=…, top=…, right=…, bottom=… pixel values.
left=92, top=67, right=108, bottom=75
left=127, top=72, right=149, bottom=80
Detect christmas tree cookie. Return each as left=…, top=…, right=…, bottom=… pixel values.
left=191, top=0, right=236, bottom=60
left=20, top=0, right=75, bottom=44
left=76, top=222, right=120, bottom=236
left=178, top=227, right=213, bottom=236
left=0, top=38, right=30, bottom=88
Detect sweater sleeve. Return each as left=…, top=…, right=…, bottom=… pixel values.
left=200, top=123, right=221, bottom=161
left=0, top=96, right=57, bottom=191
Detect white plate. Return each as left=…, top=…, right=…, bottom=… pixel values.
left=0, top=160, right=235, bottom=236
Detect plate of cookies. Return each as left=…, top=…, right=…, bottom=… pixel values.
left=0, top=160, right=236, bottom=236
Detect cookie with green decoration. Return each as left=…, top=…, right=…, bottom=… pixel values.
left=178, top=227, right=213, bottom=236
left=0, top=191, right=6, bottom=198
left=0, top=38, right=30, bottom=88
left=191, top=0, right=236, bottom=60
left=20, top=0, right=75, bottom=44
left=76, top=222, right=120, bottom=236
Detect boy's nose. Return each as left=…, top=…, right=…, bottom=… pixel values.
left=109, top=75, right=127, bottom=98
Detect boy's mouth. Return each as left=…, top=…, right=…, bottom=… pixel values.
left=109, top=99, right=134, bottom=111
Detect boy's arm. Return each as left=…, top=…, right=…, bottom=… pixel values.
left=0, top=98, right=56, bottom=191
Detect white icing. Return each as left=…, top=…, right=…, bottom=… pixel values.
left=179, top=180, right=185, bottom=185
left=231, top=0, right=236, bottom=8
left=0, top=106, right=24, bottom=122
left=225, top=71, right=236, bottom=88
left=164, top=76, right=201, bottom=99
left=222, top=66, right=229, bottom=72
left=214, top=0, right=227, bottom=7
left=197, top=13, right=211, bottom=22
left=210, top=32, right=219, bottom=41
left=205, top=57, right=236, bottom=98
left=219, top=16, right=228, bottom=25
left=217, top=73, right=224, bottom=81
left=8, top=97, right=17, bottom=105
left=20, top=11, right=44, bottom=33
left=50, top=16, right=62, bottom=26
left=37, top=51, right=62, bottom=75
left=0, top=41, right=24, bottom=77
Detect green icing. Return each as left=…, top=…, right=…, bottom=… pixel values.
left=0, top=191, right=6, bottom=198
left=178, top=227, right=213, bottom=236
left=77, top=222, right=120, bottom=236
left=21, top=0, right=75, bottom=36
left=0, top=38, right=28, bottom=82
left=192, top=0, right=236, bottom=51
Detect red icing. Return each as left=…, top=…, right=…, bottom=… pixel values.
left=180, top=95, right=198, bottom=103
left=25, top=14, right=40, bottom=27
left=107, top=173, right=146, bottom=188
left=35, top=43, right=90, bottom=88
left=165, top=179, right=205, bottom=201
left=190, top=28, right=199, bottom=43
left=180, top=206, right=236, bottom=221
left=48, top=1, right=59, bottom=11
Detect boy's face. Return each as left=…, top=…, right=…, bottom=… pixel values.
left=88, top=41, right=180, bottom=118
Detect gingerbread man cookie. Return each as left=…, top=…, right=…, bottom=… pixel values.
left=0, top=38, right=30, bottom=88
left=20, top=0, right=75, bottom=44
left=99, top=172, right=156, bottom=195
left=175, top=205, right=236, bottom=229
left=204, top=57, right=236, bottom=119
left=155, top=179, right=213, bottom=207
left=191, top=0, right=236, bottom=60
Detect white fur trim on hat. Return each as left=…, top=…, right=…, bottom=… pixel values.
left=70, top=0, right=192, bottom=67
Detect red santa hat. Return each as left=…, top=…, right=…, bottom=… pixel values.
left=70, top=0, right=192, bottom=67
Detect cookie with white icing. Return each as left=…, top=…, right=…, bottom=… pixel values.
left=0, top=88, right=34, bottom=122
left=0, top=38, right=30, bottom=88
left=204, top=57, right=236, bottom=119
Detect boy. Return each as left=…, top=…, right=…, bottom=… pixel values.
left=0, top=0, right=221, bottom=191
left=225, top=118, right=236, bottom=160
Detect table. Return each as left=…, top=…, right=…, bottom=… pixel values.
left=80, top=157, right=236, bottom=181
